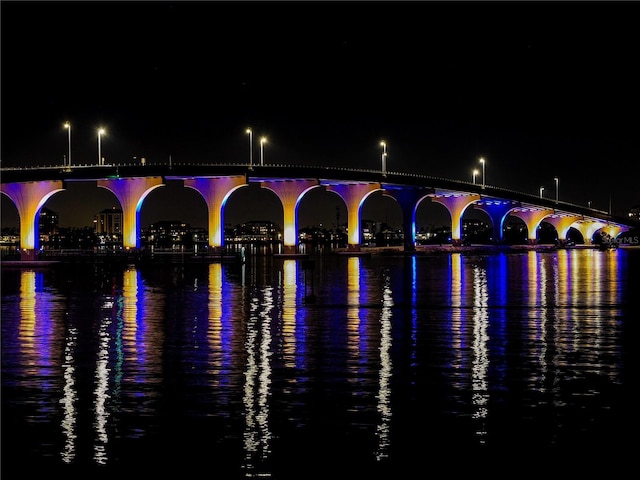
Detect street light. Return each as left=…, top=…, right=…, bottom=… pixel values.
left=554, top=176, right=559, bottom=202
left=260, top=136, right=267, bottom=165
left=380, top=140, right=387, bottom=176
left=540, top=186, right=545, bottom=198
left=473, top=169, right=479, bottom=184
left=479, top=157, right=485, bottom=188
left=64, top=121, right=71, bottom=167
left=97, top=128, right=106, bottom=165
left=245, top=127, right=253, bottom=168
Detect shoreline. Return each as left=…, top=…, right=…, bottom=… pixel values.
left=2, top=243, right=629, bottom=268
left=335, top=243, right=601, bottom=256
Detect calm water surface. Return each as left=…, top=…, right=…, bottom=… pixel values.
left=2, top=248, right=638, bottom=478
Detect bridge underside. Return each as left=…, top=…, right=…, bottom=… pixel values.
left=1, top=167, right=634, bottom=257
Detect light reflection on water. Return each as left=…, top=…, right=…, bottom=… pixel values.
left=1, top=248, right=637, bottom=476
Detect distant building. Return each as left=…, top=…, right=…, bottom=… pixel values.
left=39, top=207, right=59, bottom=235
left=144, top=220, right=192, bottom=248
left=94, top=206, right=123, bottom=249
left=629, top=204, right=640, bottom=222
left=94, top=206, right=123, bottom=235
left=227, top=220, right=281, bottom=243
left=43, top=226, right=97, bottom=250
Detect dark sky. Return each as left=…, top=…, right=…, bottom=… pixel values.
left=1, top=0, right=639, bottom=229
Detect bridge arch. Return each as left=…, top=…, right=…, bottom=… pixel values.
left=540, top=214, right=583, bottom=244
left=258, top=179, right=320, bottom=254
left=472, top=200, right=520, bottom=243
left=461, top=206, right=493, bottom=244
left=98, top=176, right=165, bottom=249
left=324, top=181, right=382, bottom=251
left=181, top=175, right=247, bottom=250
left=509, top=208, right=555, bottom=244
left=382, top=186, right=431, bottom=250
left=429, top=192, right=481, bottom=245
left=0, top=180, right=64, bottom=259
left=415, top=195, right=449, bottom=236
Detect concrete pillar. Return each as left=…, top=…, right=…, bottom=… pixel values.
left=509, top=208, right=555, bottom=244
left=431, top=193, right=481, bottom=245
left=183, top=176, right=247, bottom=251
left=98, top=176, right=165, bottom=249
left=600, top=224, right=625, bottom=240
left=542, top=215, right=582, bottom=244
left=325, top=181, right=381, bottom=251
left=472, top=200, right=518, bottom=244
left=382, top=186, right=432, bottom=251
left=0, top=180, right=64, bottom=260
left=572, top=221, right=604, bottom=244
left=260, top=179, right=319, bottom=254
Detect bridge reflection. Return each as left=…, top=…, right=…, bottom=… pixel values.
left=4, top=248, right=628, bottom=470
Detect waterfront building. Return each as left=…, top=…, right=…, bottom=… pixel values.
left=94, top=207, right=123, bottom=235
left=38, top=207, right=59, bottom=237
left=227, top=220, right=281, bottom=244
left=143, top=220, right=192, bottom=248
left=94, top=206, right=123, bottom=250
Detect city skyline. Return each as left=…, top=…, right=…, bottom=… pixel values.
left=2, top=1, right=639, bottom=226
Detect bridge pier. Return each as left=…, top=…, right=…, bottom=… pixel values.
left=259, top=179, right=320, bottom=254
left=98, top=176, right=165, bottom=249
left=573, top=221, right=605, bottom=245
left=382, top=186, right=432, bottom=252
left=20, top=248, right=36, bottom=261
left=543, top=214, right=582, bottom=243
left=325, top=181, right=381, bottom=252
left=472, top=200, right=519, bottom=244
left=182, top=175, right=247, bottom=249
left=207, top=246, right=225, bottom=255
left=0, top=180, right=64, bottom=259
left=431, top=192, right=481, bottom=244
left=510, top=208, right=555, bottom=244
left=281, top=244, right=298, bottom=255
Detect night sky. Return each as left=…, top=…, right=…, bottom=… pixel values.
left=1, top=0, right=639, bottom=229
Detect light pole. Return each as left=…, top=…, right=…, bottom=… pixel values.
left=260, top=136, right=267, bottom=165
left=473, top=169, right=479, bottom=184
left=64, top=121, right=71, bottom=167
left=380, top=140, right=387, bottom=176
left=479, top=157, right=485, bottom=188
left=246, top=127, right=253, bottom=168
left=540, top=186, right=545, bottom=198
left=554, top=176, right=559, bottom=202
left=97, top=128, right=105, bottom=165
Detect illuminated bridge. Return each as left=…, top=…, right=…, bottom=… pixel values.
left=1, top=163, right=636, bottom=260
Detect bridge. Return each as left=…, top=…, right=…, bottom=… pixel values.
left=1, top=163, right=636, bottom=260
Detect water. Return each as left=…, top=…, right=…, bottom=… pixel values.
left=2, top=248, right=638, bottom=478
